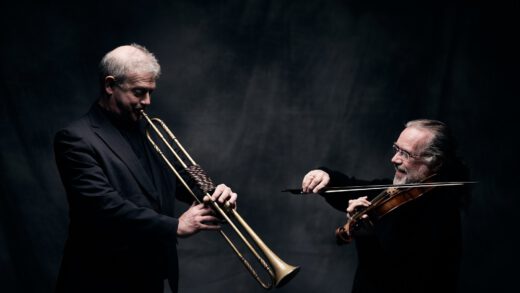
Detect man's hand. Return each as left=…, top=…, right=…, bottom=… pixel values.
left=302, top=169, right=330, bottom=193
left=206, top=183, right=237, bottom=209
left=177, top=184, right=238, bottom=237
left=346, top=196, right=371, bottom=218
left=346, top=196, right=373, bottom=235
left=177, top=203, right=220, bottom=237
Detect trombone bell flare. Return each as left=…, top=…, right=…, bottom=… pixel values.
left=140, top=110, right=299, bottom=289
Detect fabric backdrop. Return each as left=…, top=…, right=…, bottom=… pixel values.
left=1, top=0, right=518, bottom=292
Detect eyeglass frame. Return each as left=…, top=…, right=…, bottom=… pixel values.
left=392, top=144, right=431, bottom=160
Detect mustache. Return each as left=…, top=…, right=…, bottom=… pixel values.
left=394, top=165, right=406, bottom=173
left=134, top=105, right=146, bottom=113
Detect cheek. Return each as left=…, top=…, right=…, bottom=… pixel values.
left=117, top=94, right=138, bottom=107
left=414, top=164, right=432, bottom=178
left=129, top=96, right=142, bottom=106
left=405, top=162, right=423, bottom=174
left=418, top=162, right=431, bottom=172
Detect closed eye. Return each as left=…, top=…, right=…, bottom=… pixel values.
left=131, top=88, right=153, bottom=97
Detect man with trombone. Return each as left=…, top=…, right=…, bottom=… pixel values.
left=300, top=119, right=469, bottom=293
left=54, top=44, right=237, bottom=293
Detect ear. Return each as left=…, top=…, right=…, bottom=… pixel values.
left=104, top=76, right=116, bottom=95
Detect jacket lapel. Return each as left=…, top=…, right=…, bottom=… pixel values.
left=88, top=104, right=161, bottom=205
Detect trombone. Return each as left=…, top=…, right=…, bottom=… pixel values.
left=140, top=110, right=299, bottom=289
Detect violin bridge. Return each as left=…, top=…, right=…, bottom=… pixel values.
left=386, top=187, right=399, bottom=196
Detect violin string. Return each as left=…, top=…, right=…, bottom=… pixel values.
left=323, top=182, right=474, bottom=194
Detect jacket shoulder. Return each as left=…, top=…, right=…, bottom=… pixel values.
left=53, top=110, right=99, bottom=150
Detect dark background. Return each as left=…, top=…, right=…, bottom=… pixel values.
left=1, top=0, right=518, bottom=292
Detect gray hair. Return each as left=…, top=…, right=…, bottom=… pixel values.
left=406, top=119, right=470, bottom=207
left=99, top=43, right=161, bottom=86
left=405, top=119, right=457, bottom=170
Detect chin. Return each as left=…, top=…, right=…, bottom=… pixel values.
left=128, top=112, right=141, bottom=122
left=393, top=173, right=407, bottom=185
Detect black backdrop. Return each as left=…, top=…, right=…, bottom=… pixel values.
left=1, top=0, right=518, bottom=292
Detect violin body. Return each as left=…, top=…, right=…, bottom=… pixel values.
left=368, top=186, right=434, bottom=221
left=335, top=183, right=435, bottom=244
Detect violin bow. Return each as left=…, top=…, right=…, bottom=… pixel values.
left=282, top=181, right=477, bottom=194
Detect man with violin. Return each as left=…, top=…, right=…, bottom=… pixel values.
left=301, top=119, right=469, bottom=293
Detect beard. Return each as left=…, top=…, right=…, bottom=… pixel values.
left=393, top=165, right=432, bottom=185
left=393, top=174, right=406, bottom=185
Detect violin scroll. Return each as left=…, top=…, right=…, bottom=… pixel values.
left=335, top=220, right=354, bottom=244
left=335, top=212, right=374, bottom=245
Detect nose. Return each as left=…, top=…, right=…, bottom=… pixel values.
left=391, top=152, right=402, bottom=165
left=141, top=93, right=151, bottom=106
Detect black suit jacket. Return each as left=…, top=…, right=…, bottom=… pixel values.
left=321, top=168, right=462, bottom=293
left=54, top=104, right=192, bottom=293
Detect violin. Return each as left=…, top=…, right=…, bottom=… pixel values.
left=283, top=177, right=474, bottom=244
left=334, top=175, right=472, bottom=244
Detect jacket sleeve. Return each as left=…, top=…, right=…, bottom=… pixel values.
left=318, top=167, right=391, bottom=212
left=54, top=128, right=179, bottom=242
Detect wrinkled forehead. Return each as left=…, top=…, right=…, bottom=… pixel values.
left=123, top=72, right=157, bottom=86
left=396, top=127, right=434, bottom=152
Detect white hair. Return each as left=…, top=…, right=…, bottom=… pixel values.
left=99, top=43, right=161, bottom=86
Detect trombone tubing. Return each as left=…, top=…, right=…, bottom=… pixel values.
left=139, top=110, right=298, bottom=289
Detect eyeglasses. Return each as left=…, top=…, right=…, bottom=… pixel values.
left=392, top=144, right=424, bottom=160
